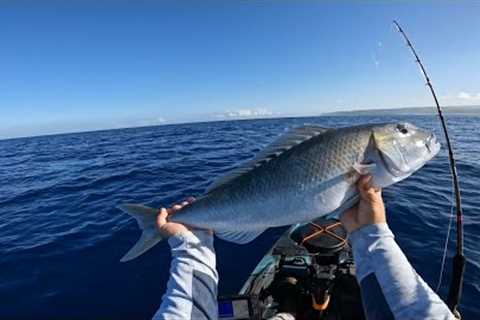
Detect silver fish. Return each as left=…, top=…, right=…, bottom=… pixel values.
left=119, top=122, right=440, bottom=261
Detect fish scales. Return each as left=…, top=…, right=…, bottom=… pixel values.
left=171, top=126, right=373, bottom=230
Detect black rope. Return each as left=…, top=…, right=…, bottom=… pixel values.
left=392, top=20, right=465, bottom=314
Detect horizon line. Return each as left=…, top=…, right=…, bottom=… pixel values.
left=1, top=104, right=479, bottom=142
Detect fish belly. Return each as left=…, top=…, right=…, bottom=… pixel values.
left=171, top=171, right=358, bottom=231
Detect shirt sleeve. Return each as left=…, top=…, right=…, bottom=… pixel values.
left=152, top=230, right=218, bottom=320
left=349, top=223, right=455, bottom=320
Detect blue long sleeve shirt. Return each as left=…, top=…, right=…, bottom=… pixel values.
left=153, top=224, right=454, bottom=319
left=349, top=223, right=454, bottom=320
left=152, top=231, right=218, bottom=320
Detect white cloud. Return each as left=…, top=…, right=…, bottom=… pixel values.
left=456, top=91, right=480, bottom=101
left=223, top=108, right=274, bottom=118
left=458, top=91, right=472, bottom=99
left=440, top=91, right=480, bottom=106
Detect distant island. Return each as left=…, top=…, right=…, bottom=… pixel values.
left=324, top=105, right=480, bottom=116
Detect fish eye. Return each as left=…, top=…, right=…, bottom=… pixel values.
left=396, top=124, right=408, bottom=134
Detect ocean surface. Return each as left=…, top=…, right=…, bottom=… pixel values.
left=1, top=115, right=479, bottom=319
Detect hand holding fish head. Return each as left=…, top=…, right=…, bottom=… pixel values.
left=340, top=175, right=386, bottom=234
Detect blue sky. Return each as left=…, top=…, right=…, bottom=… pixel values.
left=1, top=1, right=479, bottom=138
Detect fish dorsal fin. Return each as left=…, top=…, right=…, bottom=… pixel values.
left=206, top=124, right=332, bottom=193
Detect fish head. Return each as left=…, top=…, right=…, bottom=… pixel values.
left=372, top=122, right=440, bottom=178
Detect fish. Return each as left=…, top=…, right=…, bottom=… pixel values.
left=118, top=122, right=440, bottom=262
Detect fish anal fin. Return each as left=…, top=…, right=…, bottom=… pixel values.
left=215, top=229, right=265, bottom=244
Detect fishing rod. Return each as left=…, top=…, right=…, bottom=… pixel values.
left=392, top=20, right=465, bottom=315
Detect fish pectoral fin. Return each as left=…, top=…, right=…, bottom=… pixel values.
left=215, top=229, right=265, bottom=244
left=353, top=162, right=376, bottom=175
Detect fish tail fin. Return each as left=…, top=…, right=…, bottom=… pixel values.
left=118, top=204, right=164, bottom=262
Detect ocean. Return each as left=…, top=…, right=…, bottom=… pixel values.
left=1, top=115, right=479, bottom=319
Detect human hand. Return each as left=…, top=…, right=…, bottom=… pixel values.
left=157, top=197, right=196, bottom=238
left=340, top=175, right=386, bottom=234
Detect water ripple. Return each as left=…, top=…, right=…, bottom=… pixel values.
left=0, top=115, right=479, bottom=319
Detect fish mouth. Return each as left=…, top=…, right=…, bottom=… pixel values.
left=425, top=133, right=441, bottom=157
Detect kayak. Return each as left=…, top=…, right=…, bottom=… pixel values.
left=218, top=218, right=365, bottom=320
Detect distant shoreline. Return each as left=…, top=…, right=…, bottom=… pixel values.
left=323, top=105, right=480, bottom=116
left=2, top=105, right=479, bottom=141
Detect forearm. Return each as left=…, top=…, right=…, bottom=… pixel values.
left=350, top=223, right=454, bottom=320
left=153, top=230, right=218, bottom=320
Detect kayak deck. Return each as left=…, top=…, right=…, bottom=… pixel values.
left=219, top=219, right=365, bottom=320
